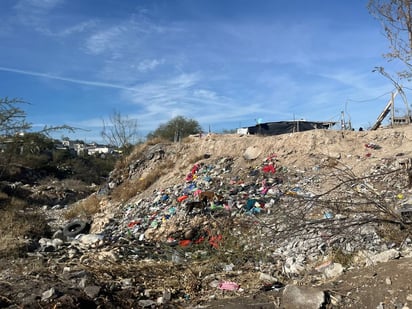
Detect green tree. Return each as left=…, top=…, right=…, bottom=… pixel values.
left=147, top=116, right=202, bottom=142
left=368, top=0, right=412, bottom=78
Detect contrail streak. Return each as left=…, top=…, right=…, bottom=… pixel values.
left=0, top=66, right=138, bottom=91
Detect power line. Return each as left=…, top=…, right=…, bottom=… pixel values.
left=346, top=90, right=395, bottom=103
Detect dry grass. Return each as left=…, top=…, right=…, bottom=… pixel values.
left=111, top=159, right=175, bottom=202
left=376, top=222, right=410, bottom=246
left=113, top=143, right=152, bottom=174
left=146, top=137, right=170, bottom=145
left=64, top=194, right=101, bottom=220
left=0, top=198, right=50, bottom=258
left=0, top=191, right=9, bottom=201
left=329, top=247, right=354, bottom=267
left=188, top=153, right=206, bottom=165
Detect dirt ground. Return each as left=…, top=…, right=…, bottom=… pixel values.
left=2, top=252, right=410, bottom=308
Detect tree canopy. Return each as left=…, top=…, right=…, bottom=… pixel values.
left=147, top=116, right=202, bottom=142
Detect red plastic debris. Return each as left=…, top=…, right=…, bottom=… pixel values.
left=262, top=164, right=276, bottom=173
left=179, top=239, right=192, bottom=247
left=127, top=221, right=140, bottom=228
left=209, top=234, right=223, bottom=249
left=177, top=195, right=188, bottom=202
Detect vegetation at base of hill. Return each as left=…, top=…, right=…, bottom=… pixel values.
left=0, top=132, right=116, bottom=185
left=0, top=196, right=51, bottom=258
left=0, top=97, right=119, bottom=257
left=0, top=98, right=117, bottom=186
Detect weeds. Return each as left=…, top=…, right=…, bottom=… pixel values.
left=329, top=248, right=354, bottom=267
left=0, top=199, right=50, bottom=258
left=111, top=159, right=175, bottom=202
left=64, top=194, right=101, bottom=220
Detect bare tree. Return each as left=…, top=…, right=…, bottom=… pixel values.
left=0, top=97, right=78, bottom=179
left=0, top=97, right=30, bottom=135
left=368, top=0, right=412, bottom=78
left=101, top=110, right=139, bottom=151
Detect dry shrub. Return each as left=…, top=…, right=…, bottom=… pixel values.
left=177, top=217, right=268, bottom=274
left=0, top=200, right=50, bottom=258
left=64, top=194, right=101, bottom=220
left=61, top=178, right=89, bottom=191
left=376, top=222, right=409, bottom=246
left=110, top=179, right=139, bottom=203
left=329, top=247, right=354, bottom=267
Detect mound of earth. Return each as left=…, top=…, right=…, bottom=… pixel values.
left=2, top=126, right=412, bottom=308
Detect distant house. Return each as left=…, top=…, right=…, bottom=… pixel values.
left=237, top=120, right=336, bottom=136
left=86, top=143, right=114, bottom=155
left=61, top=139, right=85, bottom=155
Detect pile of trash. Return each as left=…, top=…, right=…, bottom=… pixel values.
left=91, top=142, right=412, bottom=279
left=10, top=129, right=412, bottom=308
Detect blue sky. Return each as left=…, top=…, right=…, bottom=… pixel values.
left=0, top=0, right=409, bottom=142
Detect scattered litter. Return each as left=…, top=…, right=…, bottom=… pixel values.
left=218, top=281, right=240, bottom=291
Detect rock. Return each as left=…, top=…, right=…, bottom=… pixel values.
left=223, top=263, right=235, bottom=272
left=184, top=228, right=195, bottom=240
left=41, top=287, right=57, bottom=301
left=259, top=272, right=277, bottom=282
left=376, top=302, right=384, bottom=309
left=243, top=146, right=261, bottom=160
left=282, top=285, right=325, bottom=309
left=68, top=247, right=79, bottom=259
left=77, top=234, right=104, bottom=248
left=284, top=256, right=306, bottom=276
left=162, top=289, right=171, bottom=301
left=97, top=250, right=119, bottom=262
left=157, top=290, right=171, bottom=305
left=138, top=299, right=156, bottom=307
left=84, top=285, right=100, bottom=298
left=209, top=280, right=220, bottom=288
left=120, top=278, right=133, bottom=289
left=323, top=263, right=344, bottom=279
left=366, top=249, right=400, bottom=266
left=52, top=238, right=64, bottom=248
left=39, top=237, right=62, bottom=252
left=385, top=277, right=392, bottom=285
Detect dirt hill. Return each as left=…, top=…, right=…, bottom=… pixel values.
left=3, top=126, right=412, bottom=308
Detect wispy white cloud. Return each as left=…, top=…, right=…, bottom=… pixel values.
left=137, top=58, right=164, bottom=72
left=193, top=89, right=218, bottom=101
left=83, top=15, right=170, bottom=57
left=85, top=25, right=128, bottom=55
left=0, top=66, right=140, bottom=91
left=56, top=20, right=98, bottom=37
left=13, top=0, right=64, bottom=31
